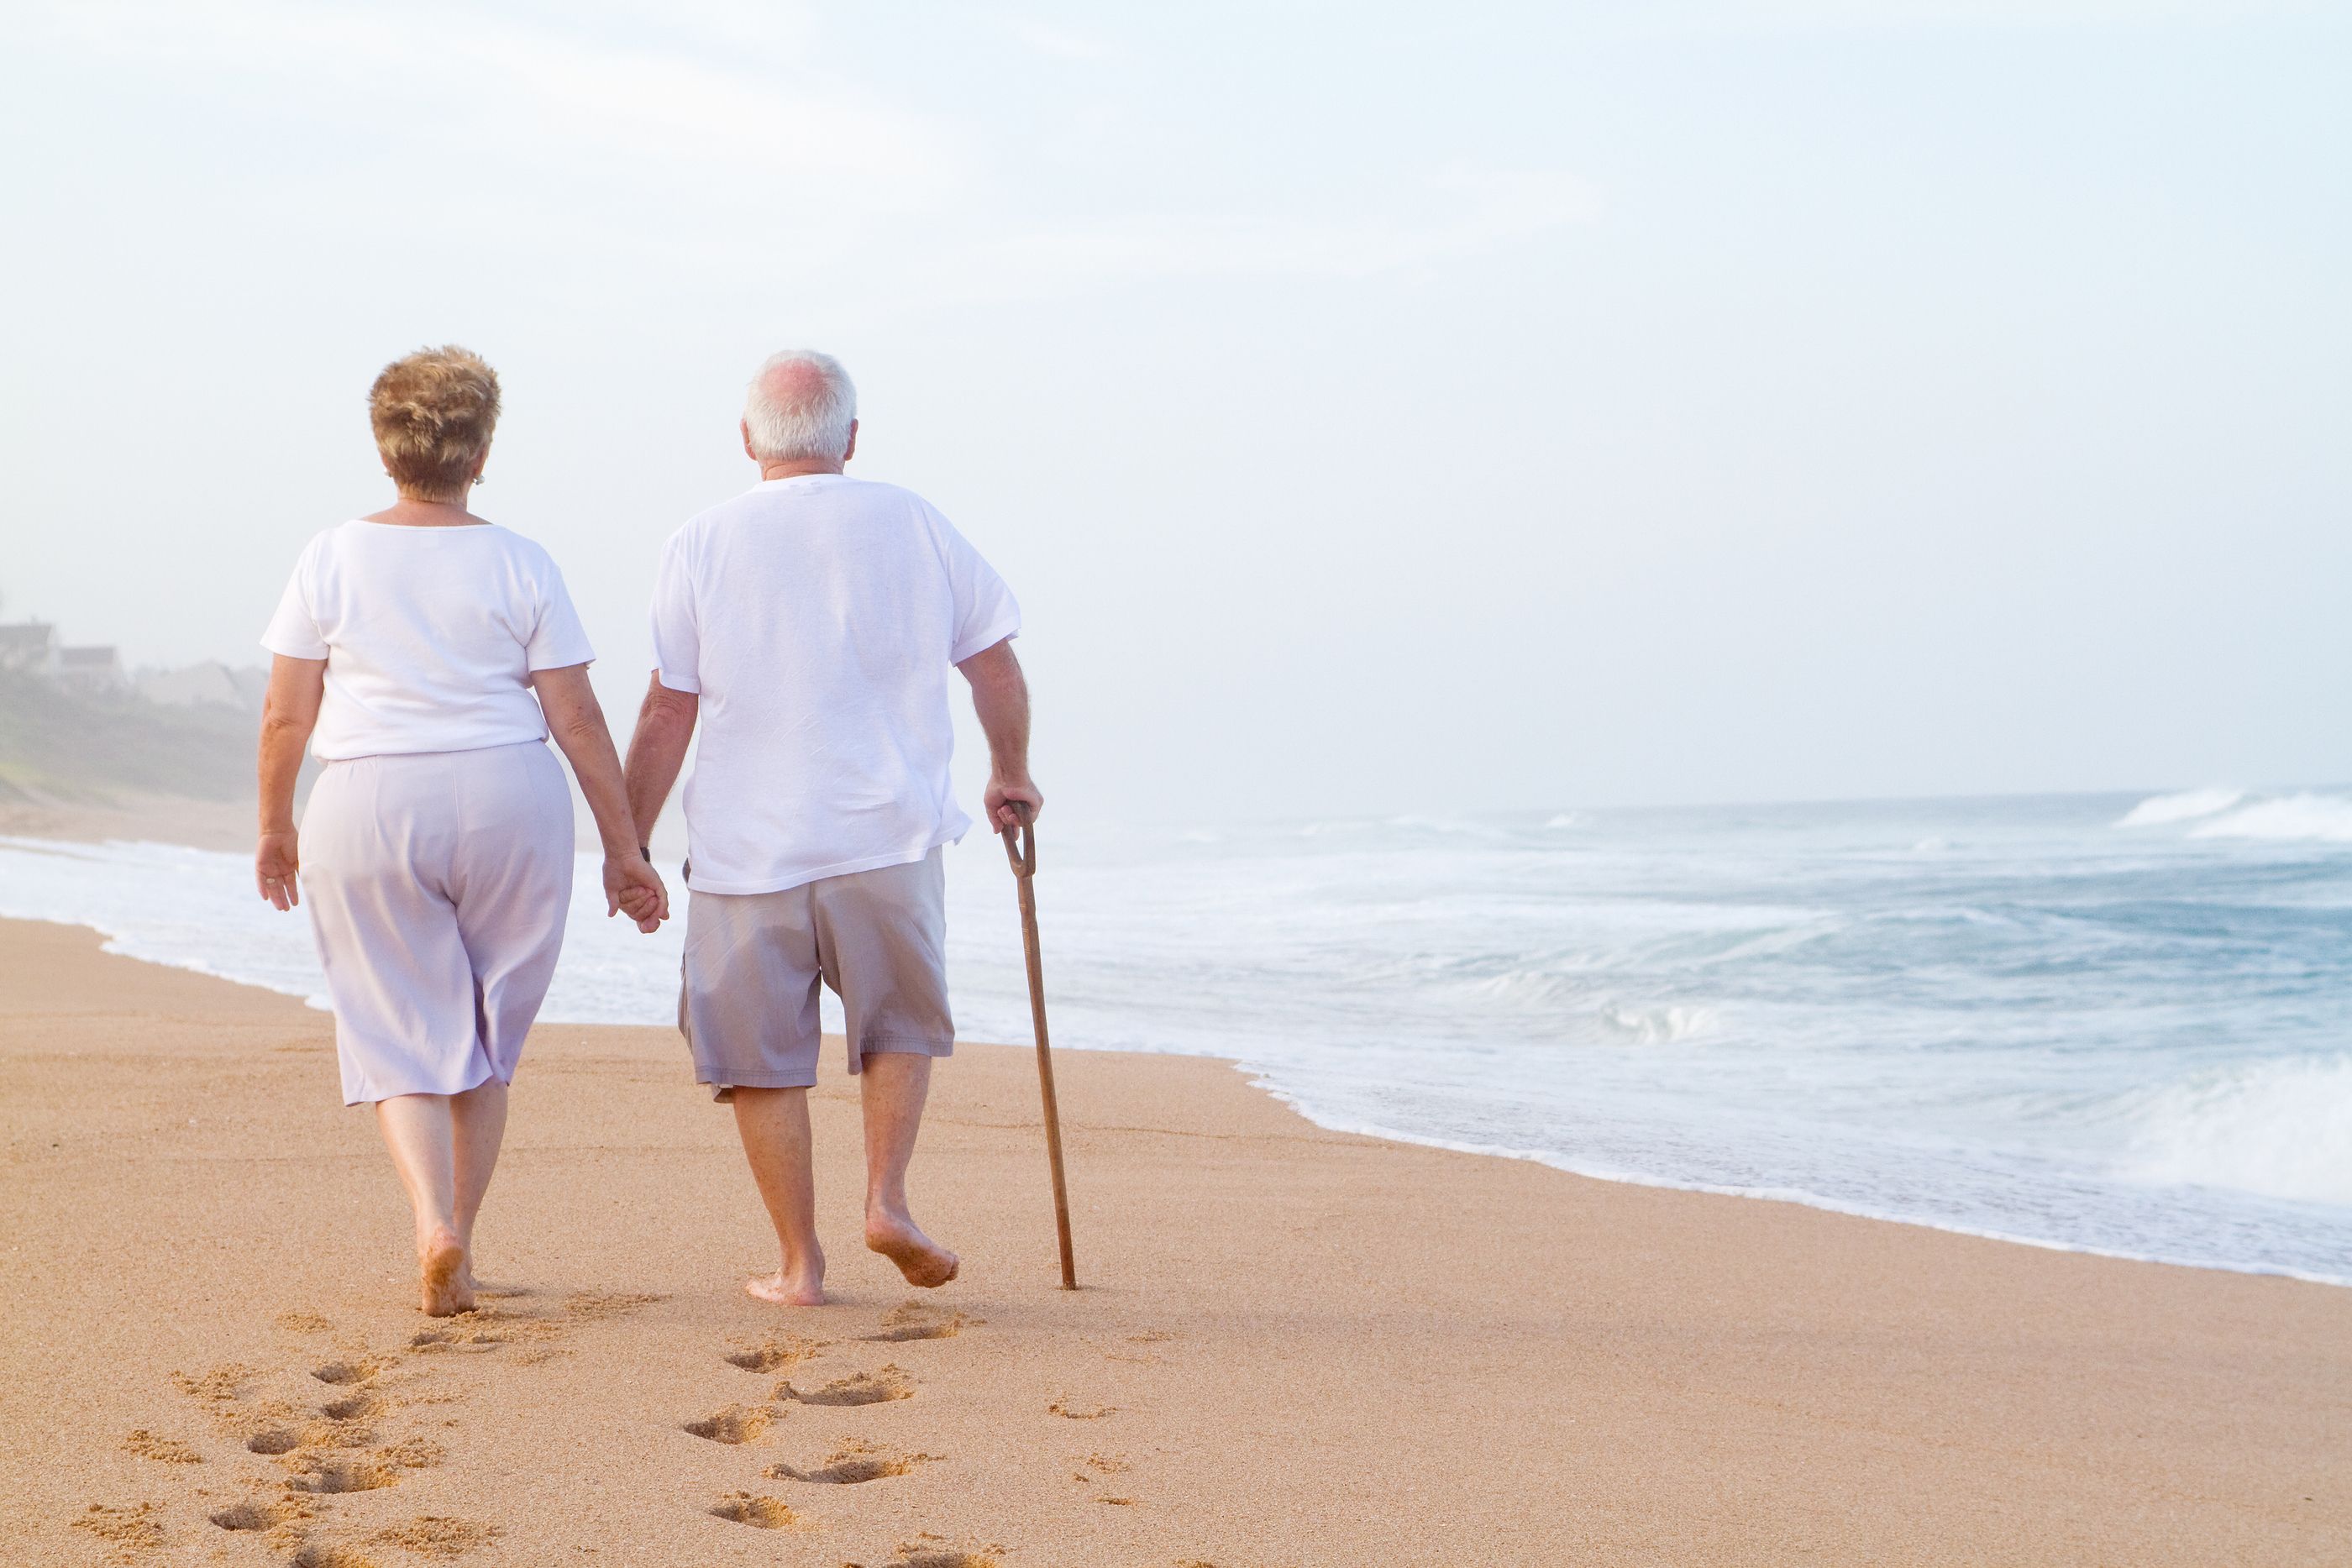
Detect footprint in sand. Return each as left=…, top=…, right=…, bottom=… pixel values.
left=322, top=1389, right=386, bottom=1423
left=708, top=1492, right=806, bottom=1529
left=302, top=1419, right=381, bottom=1451
left=779, top=1365, right=914, bottom=1407
left=209, top=1496, right=314, bottom=1533
left=764, top=1440, right=938, bottom=1485
left=1047, top=1398, right=1116, bottom=1419
left=377, top=1436, right=447, bottom=1468
left=369, top=1516, right=501, bottom=1557
left=287, top=1544, right=381, bottom=1568
left=171, top=1363, right=257, bottom=1404
left=1073, top=1451, right=1139, bottom=1504
left=122, top=1429, right=202, bottom=1464
left=887, top=1538, right=1004, bottom=1568
left=864, top=1301, right=979, bottom=1342
left=437, top=1289, right=663, bottom=1366
left=276, top=1309, right=333, bottom=1333
left=286, top=1456, right=402, bottom=1495
left=724, top=1332, right=828, bottom=1372
left=311, top=1354, right=391, bottom=1387
left=171, top=1357, right=339, bottom=1460
left=73, top=1502, right=165, bottom=1554
left=285, top=1437, right=442, bottom=1494
left=683, top=1404, right=775, bottom=1444
left=407, top=1326, right=507, bottom=1354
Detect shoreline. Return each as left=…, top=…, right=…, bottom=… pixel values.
left=6, top=808, right=2349, bottom=1293
left=1249, top=1081, right=2352, bottom=1293
left=3, top=914, right=2350, bottom=1564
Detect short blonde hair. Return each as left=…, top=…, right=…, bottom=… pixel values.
left=369, top=345, right=500, bottom=500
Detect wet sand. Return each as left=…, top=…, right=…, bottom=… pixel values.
left=0, top=789, right=258, bottom=852
left=3, top=914, right=2348, bottom=1565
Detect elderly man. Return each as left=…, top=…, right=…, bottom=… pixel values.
left=624, top=349, right=1039, bottom=1305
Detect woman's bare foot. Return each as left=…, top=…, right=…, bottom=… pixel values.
left=745, top=1266, right=827, bottom=1307
left=419, top=1227, right=473, bottom=1317
left=866, top=1209, right=959, bottom=1288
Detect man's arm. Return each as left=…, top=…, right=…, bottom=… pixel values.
left=622, top=673, right=700, bottom=848
left=957, top=637, right=1042, bottom=831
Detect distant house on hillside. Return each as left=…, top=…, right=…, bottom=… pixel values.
left=0, top=621, right=57, bottom=673
left=137, top=660, right=265, bottom=712
left=55, top=644, right=126, bottom=694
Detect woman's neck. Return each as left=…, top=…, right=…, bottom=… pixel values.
left=361, top=491, right=487, bottom=527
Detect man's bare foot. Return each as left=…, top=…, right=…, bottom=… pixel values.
left=745, top=1268, right=827, bottom=1307
left=419, top=1228, right=473, bottom=1317
left=866, top=1209, right=959, bottom=1288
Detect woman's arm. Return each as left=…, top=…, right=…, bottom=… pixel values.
left=530, top=663, right=669, bottom=931
left=255, top=654, right=325, bottom=910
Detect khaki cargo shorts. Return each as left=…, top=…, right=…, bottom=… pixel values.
left=679, top=848, right=953, bottom=1094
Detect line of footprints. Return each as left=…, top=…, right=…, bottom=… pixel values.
left=684, top=1303, right=1200, bottom=1568
left=690, top=1301, right=1011, bottom=1568
left=86, top=1295, right=1226, bottom=1568
left=82, top=1288, right=658, bottom=1566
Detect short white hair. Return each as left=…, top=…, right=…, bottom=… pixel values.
left=743, top=349, right=857, bottom=463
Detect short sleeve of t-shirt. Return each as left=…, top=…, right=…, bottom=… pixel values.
left=525, top=557, right=597, bottom=671
left=260, top=538, right=330, bottom=659
left=930, top=505, right=1021, bottom=664
left=648, top=532, right=702, bottom=693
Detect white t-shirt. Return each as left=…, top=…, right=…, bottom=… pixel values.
left=262, top=521, right=596, bottom=761
left=650, top=474, right=1021, bottom=894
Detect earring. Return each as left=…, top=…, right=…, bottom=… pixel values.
left=473, top=473, right=487, bottom=486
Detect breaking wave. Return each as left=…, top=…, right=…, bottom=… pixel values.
left=2116, top=786, right=2245, bottom=827
left=2124, top=1056, right=2352, bottom=1207
left=2190, top=793, right=2352, bottom=846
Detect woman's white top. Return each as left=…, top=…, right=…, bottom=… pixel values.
left=262, top=521, right=596, bottom=762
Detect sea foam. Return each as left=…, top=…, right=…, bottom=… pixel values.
left=2190, top=793, right=2352, bottom=845
left=2124, top=1056, right=2352, bottom=1207
left=2116, top=786, right=2245, bottom=827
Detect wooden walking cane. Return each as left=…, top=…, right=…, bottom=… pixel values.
left=1001, top=809, right=1077, bottom=1289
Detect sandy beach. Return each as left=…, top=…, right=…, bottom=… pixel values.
left=0, top=790, right=261, bottom=854
left=2, top=914, right=2348, bottom=1565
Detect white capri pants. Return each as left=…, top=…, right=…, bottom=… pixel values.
left=300, top=741, right=574, bottom=1105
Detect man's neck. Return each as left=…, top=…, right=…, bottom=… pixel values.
left=759, top=459, right=845, bottom=481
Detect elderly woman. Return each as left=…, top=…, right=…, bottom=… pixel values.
left=255, top=345, right=665, bottom=1317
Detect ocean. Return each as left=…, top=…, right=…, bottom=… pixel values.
left=6, top=785, right=2349, bottom=1285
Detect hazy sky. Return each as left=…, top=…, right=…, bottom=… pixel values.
left=4, top=1, right=2347, bottom=824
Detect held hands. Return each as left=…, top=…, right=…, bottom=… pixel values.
left=605, top=852, right=669, bottom=934
left=256, top=830, right=301, bottom=911
left=985, top=774, right=1044, bottom=833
